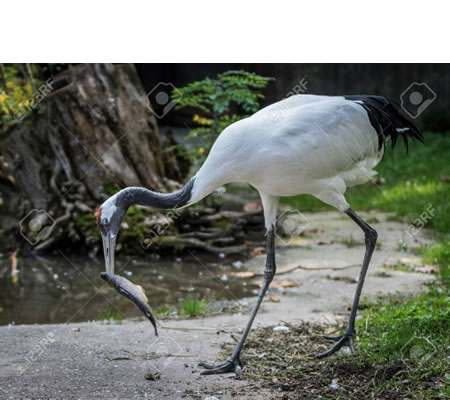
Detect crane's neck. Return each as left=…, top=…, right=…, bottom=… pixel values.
left=115, top=177, right=196, bottom=210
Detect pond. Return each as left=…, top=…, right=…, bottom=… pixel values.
left=0, top=253, right=257, bottom=325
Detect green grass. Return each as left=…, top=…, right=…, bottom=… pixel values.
left=356, top=287, right=449, bottom=363
left=383, top=261, right=415, bottom=272
left=418, top=240, right=450, bottom=285
left=244, top=134, right=450, bottom=398
left=344, top=284, right=450, bottom=399
left=98, top=308, right=124, bottom=324
left=178, top=296, right=208, bottom=317
left=155, top=304, right=176, bottom=318
left=282, top=133, right=450, bottom=234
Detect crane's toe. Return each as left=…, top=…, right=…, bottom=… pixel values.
left=198, top=358, right=243, bottom=375
left=322, top=334, right=344, bottom=342
left=316, top=334, right=355, bottom=359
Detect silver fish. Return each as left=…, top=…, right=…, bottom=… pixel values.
left=100, top=272, right=158, bottom=335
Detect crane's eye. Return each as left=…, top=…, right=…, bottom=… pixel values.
left=101, top=218, right=109, bottom=226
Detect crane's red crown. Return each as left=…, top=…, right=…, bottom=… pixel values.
left=95, top=208, right=102, bottom=224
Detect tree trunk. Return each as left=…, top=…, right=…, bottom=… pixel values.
left=0, top=63, right=264, bottom=256
left=0, top=64, right=184, bottom=252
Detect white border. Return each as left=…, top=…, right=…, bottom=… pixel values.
left=1, top=1, right=447, bottom=62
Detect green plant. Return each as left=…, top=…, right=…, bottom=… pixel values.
left=0, top=64, right=36, bottom=132
left=383, top=261, right=414, bottom=272
left=156, top=304, right=176, bottom=318
left=98, top=307, right=124, bottom=324
left=171, top=70, right=273, bottom=163
left=178, top=296, right=208, bottom=317
left=73, top=212, right=100, bottom=238
left=418, top=240, right=450, bottom=286
left=356, top=287, right=449, bottom=363
left=0, top=64, right=68, bottom=133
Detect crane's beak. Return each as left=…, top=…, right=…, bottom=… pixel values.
left=102, top=232, right=116, bottom=274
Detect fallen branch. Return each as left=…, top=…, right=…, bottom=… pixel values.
left=155, top=236, right=247, bottom=255
left=252, top=263, right=362, bottom=277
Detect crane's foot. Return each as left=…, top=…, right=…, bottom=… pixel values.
left=198, top=357, right=243, bottom=375
left=316, top=333, right=355, bottom=359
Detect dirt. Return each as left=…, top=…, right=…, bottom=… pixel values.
left=235, top=322, right=444, bottom=399
left=0, top=211, right=436, bottom=399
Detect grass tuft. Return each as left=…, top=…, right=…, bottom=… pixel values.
left=356, top=287, right=449, bottom=363
left=98, top=308, right=123, bottom=324
left=239, top=287, right=449, bottom=399
left=155, top=304, right=176, bottom=318
left=418, top=240, right=450, bottom=286
left=179, top=296, right=208, bottom=317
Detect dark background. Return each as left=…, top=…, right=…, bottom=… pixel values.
left=135, top=63, right=450, bottom=131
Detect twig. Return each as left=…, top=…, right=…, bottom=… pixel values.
left=253, top=263, right=361, bottom=276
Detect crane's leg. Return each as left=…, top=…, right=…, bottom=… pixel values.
left=316, top=208, right=377, bottom=359
left=199, top=227, right=276, bottom=375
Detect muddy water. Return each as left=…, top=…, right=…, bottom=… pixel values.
left=0, top=254, right=257, bottom=325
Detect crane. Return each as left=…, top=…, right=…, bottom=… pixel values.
left=96, top=94, right=422, bottom=375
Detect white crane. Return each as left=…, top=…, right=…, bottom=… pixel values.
left=96, top=94, right=422, bottom=374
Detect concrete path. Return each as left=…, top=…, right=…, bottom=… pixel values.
left=0, top=211, right=435, bottom=399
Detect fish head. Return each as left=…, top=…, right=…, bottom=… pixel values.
left=96, top=195, right=126, bottom=274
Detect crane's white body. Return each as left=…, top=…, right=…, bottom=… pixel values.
left=189, top=95, right=383, bottom=228
left=97, top=93, right=421, bottom=372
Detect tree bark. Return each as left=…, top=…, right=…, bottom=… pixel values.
left=0, top=63, right=264, bottom=256
left=0, top=64, right=183, bottom=252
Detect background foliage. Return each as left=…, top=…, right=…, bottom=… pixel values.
left=171, top=70, right=273, bottom=163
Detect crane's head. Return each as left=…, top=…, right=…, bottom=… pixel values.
left=96, top=194, right=126, bottom=274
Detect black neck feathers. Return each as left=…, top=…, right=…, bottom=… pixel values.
left=115, top=177, right=195, bottom=210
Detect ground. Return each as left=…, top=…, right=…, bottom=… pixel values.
left=0, top=211, right=437, bottom=399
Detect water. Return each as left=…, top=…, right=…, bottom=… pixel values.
left=0, top=254, right=257, bottom=325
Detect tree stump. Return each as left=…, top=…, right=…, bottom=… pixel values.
left=0, top=64, right=185, bottom=252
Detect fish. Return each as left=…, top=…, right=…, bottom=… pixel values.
left=100, top=272, right=158, bottom=335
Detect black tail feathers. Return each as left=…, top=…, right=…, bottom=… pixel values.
left=345, top=95, right=424, bottom=152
